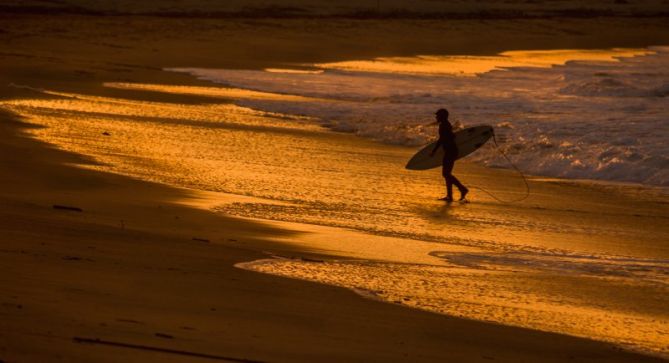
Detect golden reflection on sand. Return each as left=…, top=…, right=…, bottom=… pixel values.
left=2, top=83, right=667, bottom=357
left=242, top=256, right=668, bottom=356
left=264, top=68, right=324, bottom=74
left=105, top=82, right=323, bottom=102
left=3, top=91, right=320, bottom=130
left=316, top=48, right=653, bottom=75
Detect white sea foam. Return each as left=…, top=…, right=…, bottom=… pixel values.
left=168, top=46, right=669, bottom=186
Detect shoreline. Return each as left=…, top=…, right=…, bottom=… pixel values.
left=234, top=255, right=668, bottom=359
left=218, top=173, right=668, bottom=356
left=3, top=107, right=661, bottom=362
left=2, top=12, right=668, bottom=362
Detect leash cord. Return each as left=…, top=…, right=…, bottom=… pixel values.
left=469, top=130, right=531, bottom=203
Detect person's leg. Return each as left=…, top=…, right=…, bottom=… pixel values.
left=451, top=174, right=469, bottom=200
left=442, top=159, right=455, bottom=200
left=445, top=176, right=454, bottom=200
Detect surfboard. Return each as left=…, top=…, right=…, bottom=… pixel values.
left=405, top=125, right=494, bottom=170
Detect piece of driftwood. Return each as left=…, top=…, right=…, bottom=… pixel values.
left=53, top=205, right=83, bottom=212
left=72, top=337, right=265, bottom=362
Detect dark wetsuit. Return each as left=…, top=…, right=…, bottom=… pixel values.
left=436, top=122, right=458, bottom=177
left=433, top=121, right=466, bottom=199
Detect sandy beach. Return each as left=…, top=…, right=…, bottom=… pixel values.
left=1, top=2, right=668, bottom=362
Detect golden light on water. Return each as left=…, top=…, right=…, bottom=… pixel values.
left=316, top=48, right=653, bottom=75
left=3, top=69, right=667, bottom=356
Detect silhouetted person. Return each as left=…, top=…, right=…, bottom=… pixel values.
left=430, top=108, right=468, bottom=202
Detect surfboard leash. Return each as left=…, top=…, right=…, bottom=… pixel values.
left=469, top=129, right=531, bottom=203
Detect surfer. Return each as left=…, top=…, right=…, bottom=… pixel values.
left=430, top=108, right=469, bottom=202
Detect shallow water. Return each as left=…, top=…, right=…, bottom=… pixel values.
left=164, top=46, right=669, bottom=186
left=2, top=47, right=668, bottom=356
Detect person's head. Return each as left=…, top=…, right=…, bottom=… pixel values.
left=435, top=108, right=449, bottom=123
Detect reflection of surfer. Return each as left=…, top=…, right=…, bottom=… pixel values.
left=429, top=108, right=468, bottom=202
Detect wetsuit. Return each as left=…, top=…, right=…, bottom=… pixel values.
left=434, top=122, right=466, bottom=199
left=436, top=122, right=458, bottom=176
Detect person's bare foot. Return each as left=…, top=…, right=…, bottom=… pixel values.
left=459, top=188, right=469, bottom=201
left=438, top=196, right=453, bottom=202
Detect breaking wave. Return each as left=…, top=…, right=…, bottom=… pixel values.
left=169, top=46, right=669, bottom=186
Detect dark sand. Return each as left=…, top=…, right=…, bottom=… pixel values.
left=1, top=6, right=668, bottom=362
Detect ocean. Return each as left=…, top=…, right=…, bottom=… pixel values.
left=166, top=47, right=669, bottom=186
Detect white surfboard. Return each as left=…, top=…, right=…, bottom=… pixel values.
left=405, top=125, right=493, bottom=170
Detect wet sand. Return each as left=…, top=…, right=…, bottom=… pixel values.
left=1, top=8, right=668, bottom=362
